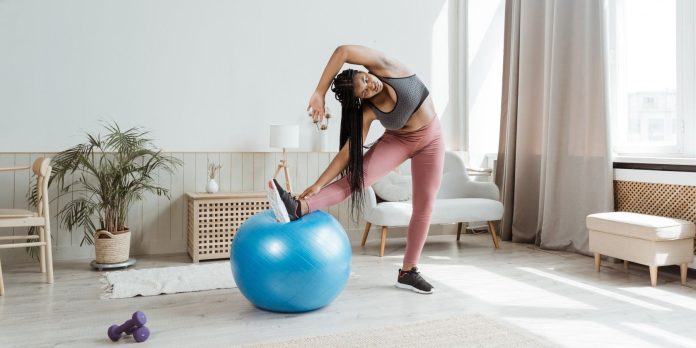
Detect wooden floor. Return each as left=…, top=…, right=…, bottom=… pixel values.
left=1, top=234, right=695, bottom=347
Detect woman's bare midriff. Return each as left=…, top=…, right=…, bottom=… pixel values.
left=392, top=96, right=437, bottom=133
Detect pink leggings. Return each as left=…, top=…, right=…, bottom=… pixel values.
left=305, top=117, right=445, bottom=265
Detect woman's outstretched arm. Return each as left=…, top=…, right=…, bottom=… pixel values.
left=308, top=45, right=407, bottom=121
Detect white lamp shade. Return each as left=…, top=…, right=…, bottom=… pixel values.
left=269, top=124, right=300, bottom=149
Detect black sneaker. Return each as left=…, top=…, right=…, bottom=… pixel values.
left=395, top=267, right=434, bottom=294
left=266, top=179, right=301, bottom=223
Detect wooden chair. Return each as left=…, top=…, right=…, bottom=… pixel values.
left=0, top=158, right=54, bottom=295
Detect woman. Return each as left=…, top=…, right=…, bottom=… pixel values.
left=267, top=45, right=444, bottom=294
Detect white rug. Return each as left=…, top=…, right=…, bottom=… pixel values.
left=100, top=262, right=236, bottom=299
left=245, top=315, right=553, bottom=348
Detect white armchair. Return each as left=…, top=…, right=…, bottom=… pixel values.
left=361, top=151, right=504, bottom=256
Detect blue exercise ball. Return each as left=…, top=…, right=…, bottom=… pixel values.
left=230, top=210, right=351, bottom=313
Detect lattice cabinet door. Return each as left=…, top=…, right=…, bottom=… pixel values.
left=186, top=192, right=270, bottom=262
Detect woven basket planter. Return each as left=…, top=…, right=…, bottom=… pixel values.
left=95, top=230, right=131, bottom=264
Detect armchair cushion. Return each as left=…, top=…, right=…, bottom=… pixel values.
left=372, top=171, right=412, bottom=202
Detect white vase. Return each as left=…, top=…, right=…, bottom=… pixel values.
left=206, top=179, right=219, bottom=193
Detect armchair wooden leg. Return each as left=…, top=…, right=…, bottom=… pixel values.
left=487, top=221, right=501, bottom=249
left=681, top=263, right=687, bottom=285
left=361, top=223, right=371, bottom=246
left=594, top=253, right=601, bottom=272
left=380, top=226, right=388, bottom=257
left=0, top=258, right=4, bottom=296
left=456, top=223, right=463, bottom=241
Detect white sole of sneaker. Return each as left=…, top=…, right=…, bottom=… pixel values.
left=395, top=282, right=434, bottom=294
left=266, top=179, right=290, bottom=223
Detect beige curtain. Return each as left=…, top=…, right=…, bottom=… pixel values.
left=495, top=0, right=613, bottom=254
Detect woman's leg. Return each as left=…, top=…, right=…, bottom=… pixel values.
left=304, top=134, right=412, bottom=212
left=402, top=134, right=445, bottom=269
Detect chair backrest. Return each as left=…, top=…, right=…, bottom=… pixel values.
left=32, top=158, right=52, bottom=217
left=442, top=151, right=468, bottom=176
left=32, top=157, right=51, bottom=177
left=438, top=152, right=471, bottom=198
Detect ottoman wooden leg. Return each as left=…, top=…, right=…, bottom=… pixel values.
left=624, top=260, right=629, bottom=272
left=594, top=253, right=601, bottom=272
left=681, top=263, right=688, bottom=285
left=649, top=266, right=658, bottom=286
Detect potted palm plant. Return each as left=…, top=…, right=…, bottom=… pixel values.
left=32, top=123, right=181, bottom=264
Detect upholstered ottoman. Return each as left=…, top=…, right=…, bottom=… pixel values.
left=587, top=212, right=695, bottom=286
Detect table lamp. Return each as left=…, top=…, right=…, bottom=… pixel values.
left=269, top=124, right=300, bottom=193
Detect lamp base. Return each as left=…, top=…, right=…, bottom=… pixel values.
left=273, top=159, right=293, bottom=194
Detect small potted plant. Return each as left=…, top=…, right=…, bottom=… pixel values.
left=31, top=123, right=181, bottom=264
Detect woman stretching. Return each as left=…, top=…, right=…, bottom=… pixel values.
left=268, top=45, right=444, bottom=294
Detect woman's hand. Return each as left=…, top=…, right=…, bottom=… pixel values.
left=299, top=183, right=323, bottom=200
left=307, top=91, right=327, bottom=124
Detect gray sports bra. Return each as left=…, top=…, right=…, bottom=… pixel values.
left=365, top=74, right=430, bottom=130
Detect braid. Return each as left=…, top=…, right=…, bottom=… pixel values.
left=331, top=69, right=365, bottom=221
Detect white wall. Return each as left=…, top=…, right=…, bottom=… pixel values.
left=0, top=0, right=461, bottom=152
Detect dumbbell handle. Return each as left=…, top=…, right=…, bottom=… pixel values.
left=117, top=311, right=147, bottom=331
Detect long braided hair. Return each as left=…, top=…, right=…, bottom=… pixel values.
left=331, top=69, right=365, bottom=220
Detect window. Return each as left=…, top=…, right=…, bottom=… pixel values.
left=607, top=0, right=694, bottom=157
left=466, top=0, right=504, bottom=169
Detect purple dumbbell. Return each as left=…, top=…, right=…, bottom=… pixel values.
left=108, top=311, right=150, bottom=343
